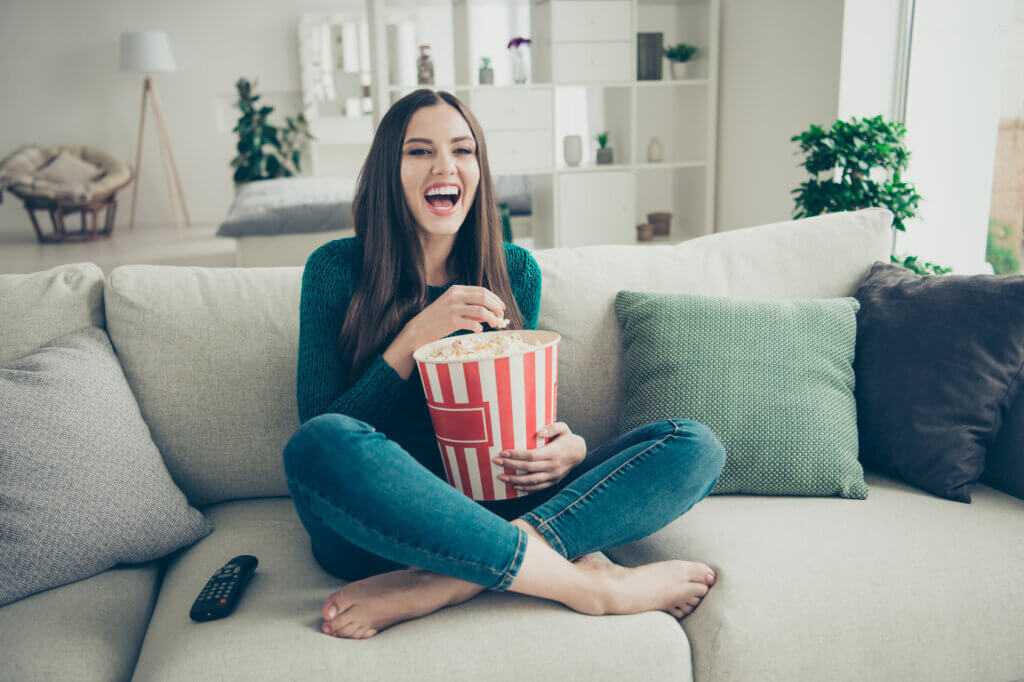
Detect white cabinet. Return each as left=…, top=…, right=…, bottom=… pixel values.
left=558, top=171, right=635, bottom=247
left=552, top=43, right=633, bottom=84
left=363, top=0, right=719, bottom=249
left=552, top=1, right=633, bottom=42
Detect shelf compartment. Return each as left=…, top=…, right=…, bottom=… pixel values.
left=633, top=84, right=707, bottom=164
left=555, top=85, right=632, bottom=168
left=635, top=165, right=708, bottom=241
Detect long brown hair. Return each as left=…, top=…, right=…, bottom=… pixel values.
left=339, top=89, right=524, bottom=386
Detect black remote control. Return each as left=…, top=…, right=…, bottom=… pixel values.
left=189, top=555, right=258, bottom=622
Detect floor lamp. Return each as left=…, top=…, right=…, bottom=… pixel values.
left=120, top=31, right=191, bottom=233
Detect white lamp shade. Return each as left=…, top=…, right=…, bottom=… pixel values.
left=120, top=31, right=177, bottom=72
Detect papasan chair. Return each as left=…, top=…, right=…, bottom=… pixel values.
left=0, top=144, right=133, bottom=242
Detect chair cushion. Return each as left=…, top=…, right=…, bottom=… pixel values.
left=0, top=262, right=105, bottom=366
left=604, top=471, right=1024, bottom=681
left=615, top=291, right=866, bottom=498
left=131, top=497, right=693, bottom=682
left=534, top=208, right=893, bottom=452
left=0, top=561, right=163, bottom=682
left=34, top=150, right=106, bottom=186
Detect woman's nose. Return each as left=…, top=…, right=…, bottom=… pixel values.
left=432, top=150, right=457, bottom=174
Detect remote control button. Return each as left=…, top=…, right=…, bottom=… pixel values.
left=219, top=598, right=227, bottom=604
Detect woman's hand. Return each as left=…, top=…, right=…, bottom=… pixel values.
left=404, top=285, right=507, bottom=347
left=492, top=422, right=587, bottom=493
left=384, top=285, right=507, bottom=380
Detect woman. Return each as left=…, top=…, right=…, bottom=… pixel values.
left=283, top=89, right=726, bottom=640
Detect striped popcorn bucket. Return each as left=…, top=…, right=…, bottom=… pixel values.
left=412, top=330, right=560, bottom=501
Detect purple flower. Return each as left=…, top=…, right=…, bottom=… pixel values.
left=507, top=37, right=531, bottom=49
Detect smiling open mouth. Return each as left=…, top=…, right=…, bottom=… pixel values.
left=424, top=186, right=461, bottom=211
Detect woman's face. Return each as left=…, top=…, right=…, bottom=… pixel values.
left=400, top=103, right=480, bottom=240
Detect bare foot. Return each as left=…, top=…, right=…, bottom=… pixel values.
left=320, top=568, right=485, bottom=639
left=592, top=560, right=717, bottom=620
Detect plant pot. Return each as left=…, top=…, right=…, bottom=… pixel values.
left=647, top=211, right=672, bottom=235
left=479, top=67, right=494, bottom=85
left=637, top=223, right=653, bottom=241
left=670, top=61, right=692, bottom=80
left=596, top=147, right=613, bottom=165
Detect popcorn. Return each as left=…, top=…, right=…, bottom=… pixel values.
left=424, top=332, right=541, bottom=361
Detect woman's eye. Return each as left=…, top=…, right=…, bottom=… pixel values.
left=408, top=147, right=473, bottom=156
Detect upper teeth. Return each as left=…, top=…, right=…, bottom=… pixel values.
left=426, top=186, right=459, bottom=197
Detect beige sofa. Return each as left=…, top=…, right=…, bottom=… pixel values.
left=1, top=208, right=1022, bottom=681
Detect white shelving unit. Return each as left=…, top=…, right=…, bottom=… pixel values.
left=361, top=0, right=719, bottom=248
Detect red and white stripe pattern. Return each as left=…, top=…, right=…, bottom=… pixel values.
left=417, top=342, right=558, bottom=500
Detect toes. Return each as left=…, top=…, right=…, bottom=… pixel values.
left=323, top=594, right=351, bottom=621
left=686, top=596, right=701, bottom=606
left=364, top=628, right=378, bottom=638
left=324, top=608, right=357, bottom=635
left=686, top=562, right=716, bottom=585
left=338, top=621, right=361, bottom=638
left=694, top=582, right=709, bottom=598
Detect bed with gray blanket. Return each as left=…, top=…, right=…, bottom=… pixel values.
left=217, top=176, right=533, bottom=266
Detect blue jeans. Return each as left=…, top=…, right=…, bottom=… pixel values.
left=283, top=414, right=725, bottom=592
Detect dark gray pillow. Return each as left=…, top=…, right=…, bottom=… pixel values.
left=0, top=327, right=213, bottom=606
left=854, top=263, right=1024, bottom=502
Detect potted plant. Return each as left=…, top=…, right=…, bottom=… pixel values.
left=596, top=132, right=613, bottom=165
left=479, top=57, right=494, bottom=85
left=507, top=37, right=531, bottom=84
left=664, top=43, right=698, bottom=79
left=791, top=115, right=948, bottom=274
left=230, top=77, right=314, bottom=189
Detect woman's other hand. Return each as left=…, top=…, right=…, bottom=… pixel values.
left=492, top=422, right=587, bottom=493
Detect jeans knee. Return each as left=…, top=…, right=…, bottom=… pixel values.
left=283, top=413, right=376, bottom=482
left=667, top=418, right=726, bottom=480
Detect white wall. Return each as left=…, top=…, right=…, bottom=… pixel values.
left=0, top=0, right=362, bottom=233
left=837, top=0, right=904, bottom=120
left=714, top=0, right=845, bottom=232
left=998, top=0, right=1024, bottom=120
left=896, top=0, right=1013, bottom=272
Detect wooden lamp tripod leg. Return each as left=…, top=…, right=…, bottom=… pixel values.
left=149, top=78, right=192, bottom=229
left=128, top=76, right=149, bottom=231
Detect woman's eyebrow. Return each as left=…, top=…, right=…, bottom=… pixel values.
left=404, top=136, right=475, bottom=145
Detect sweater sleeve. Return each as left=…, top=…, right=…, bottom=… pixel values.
left=504, top=243, right=542, bottom=330
left=296, top=243, right=411, bottom=426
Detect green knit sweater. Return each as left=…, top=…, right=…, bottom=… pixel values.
left=297, top=236, right=542, bottom=470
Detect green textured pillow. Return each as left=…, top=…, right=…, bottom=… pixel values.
left=614, top=291, right=868, bottom=499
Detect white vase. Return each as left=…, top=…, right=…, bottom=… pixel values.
left=563, top=135, right=582, bottom=167
left=647, top=136, right=664, bottom=163
left=670, top=61, right=691, bottom=80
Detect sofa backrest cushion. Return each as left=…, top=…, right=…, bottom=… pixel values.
left=0, top=262, right=105, bottom=365
left=104, top=208, right=891, bottom=506
left=105, top=265, right=302, bottom=507
left=533, top=208, right=893, bottom=450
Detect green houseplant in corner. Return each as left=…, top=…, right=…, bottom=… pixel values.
left=791, top=115, right=949, bottom=274
left=231, top=77, right=314, bottom=187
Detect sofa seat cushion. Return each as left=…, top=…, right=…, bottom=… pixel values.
left=0, top=561, right=163, bottom=682
left=604, top=472, right=1024, bottom=682
left=131, top=497, right=693, bottom=682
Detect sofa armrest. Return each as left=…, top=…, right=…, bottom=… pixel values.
left=982, top=392, right=1024, bottom=500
